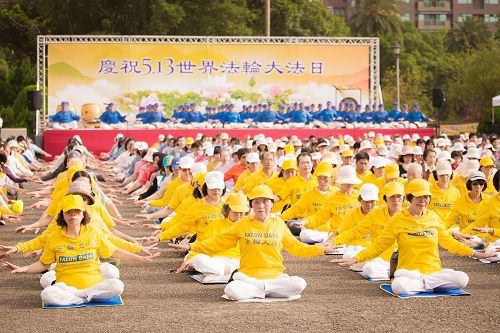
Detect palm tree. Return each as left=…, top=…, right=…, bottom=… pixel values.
left=349, top=0, right=401, bottom=37
left=445, top=16, right=492, bottom=53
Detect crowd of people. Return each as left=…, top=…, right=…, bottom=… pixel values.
left=0, top=129, right=498, bottom=305
left=49, top=101, right=430, bottom=130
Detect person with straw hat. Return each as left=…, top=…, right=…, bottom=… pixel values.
left=170, top=185, right=336, bottom=301
left=331, top=179, right=494, bottom=295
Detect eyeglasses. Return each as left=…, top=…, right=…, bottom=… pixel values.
left=471, top=181, right=485, bottom=186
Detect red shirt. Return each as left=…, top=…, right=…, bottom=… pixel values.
left=224, top=163, right=247, bottom=183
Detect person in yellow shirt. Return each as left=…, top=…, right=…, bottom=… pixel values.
left=268, top=158, right=296, bottom=213
left=429, top=160, right=460, bottom=222
left=169, top=185, right=335, bottom=301
left=331, top=183, right=379, bottom=258
left=332, top=182, right=404, bottom=279
left=479, top=157, right=497, bottom=196
left=152, top=171, right=226, bottom=243
left=331, top=179, right=493, bottom=295
left=233, top=152, right=260, bottom=192
left=275, top=153, right=318, bottom=205
left=445, top=171, right=489, bottom=244
left=174, top=193, right=250, bottom=281
left=0, top=195, right=157, bottom=306
left=354, top=152, right=372, bottom=190
left=297, top=165, right=361, bottom=243
left=241, top=152, right=278, bottom=195
left=460, top=171, right=500, bottom=255
left=340, top=149, right=354, bottom=167
left=147, top=155, right=195, bottom=209
left=280, top=162, right=336, bottom=224
left=362, top=156, right=385, bottom=185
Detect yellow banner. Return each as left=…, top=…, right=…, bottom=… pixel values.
left=47, top=43, right=369, bottom=116
left=440, top=123, right=478, bottom=135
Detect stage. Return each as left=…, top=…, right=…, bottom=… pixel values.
left=43, top=128, right=435, bottom=156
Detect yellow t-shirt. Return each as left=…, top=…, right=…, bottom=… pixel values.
left=277, top=174, right=318, bottom=205
left=241, top=170, right=278, bottom=195
left=233, top=169, right=255, bottom=192
left=355, top=208, right=473, bottom=274
left=150, top=176, right=184, bottom=207
left=451, top=174, right=468, bottom=198
left=334, top=205, right=395, bottom=260
left=159, top=198, right=224, bottom=241
left=428, top=183, right=461, bottom=222
left=268, top=176, right=288, bottom=213
left=280, top=186, right=336, bottom=221
left=187, top=217, right=239, bottom=259
left=304, top=190, right=359, bottom=231
left=484, top=179, right=498, bottom=197
left=40, top=224, right=118, bottom=289
left=190, top=215, right=324, bottom=279
left=168, top=181, right=194, bottom=210
left=462, top=193, right=500, bottom=243
left=444, top=193, right=489, bottom=230
left=335, top=207, right=372, bottom=247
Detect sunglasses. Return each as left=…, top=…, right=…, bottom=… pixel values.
left=471, top=180, right=485, bottom=186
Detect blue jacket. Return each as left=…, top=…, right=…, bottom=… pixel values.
left=49, top=110, right=80, bottom=123
left=99, top=110, right=126, bottom=124
left=314, top=108, right=337, bottom=122
left=287, top=110, right=311, bottom=123
left=221, top=112, right=241, bottom=123
left=142, top=111, right=168, bottom=124
left=407, top=111, right=428, bottom=122
left=387, top=109, right=404, bottom=122
left=372, top=111, right=388, bottom=123
left=255, top=110, right=284, bottom=123
left=183, top=111, right=206, bottom=123
left=343, top=111, right=357, bottom=123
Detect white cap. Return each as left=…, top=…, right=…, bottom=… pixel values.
left=6, top=140, right=19, bottom=149
left=451, top=142, right=465, bottom=152
left=266, top=137, right=273, bottom=144
left=359, top=140, right=373, bottom=151
left=411, top=133, right=420, bottom=141
left=202, top=141, right=213, bottom=150
left=423, top=136, right=430, bottom=141
left=205, top=171, right=225, bottom=189
left=139, top=142, right=149, bottom=150
left=311, top=152, right=322, bottom=160
left=372, top=156, right=387, bottom=169
left=267, top=143, right=277, bottom=153
left=339, top=144, right=350, bottom=153
left=133, top=141, right=142, bottom=150
left=412, top=146, right=423, bottom=155
left=383, top=135, right=392, bottom=142
left=436, top=160, right=452, bottom=176
left=158, top=134, right=165, bottom=141
left=293, top=139, right=302, bottom=146
left=468, top=170, right=486, bottom=183
left=437, top=151, right=453, bottom=162
left=191, top=162, right=207, bottom=176
left=402, top=134, right=411, bottom=140
left=335, top=165, right=362, bottom=185
left=464, top=147, right=480, bottom=159
left=233, top=144, right=242, bottom=152
left=246, top=152, right=260, bottom=163
left=376, top=145, right=388, bottom=156
left=436, top=138, right=446, bottom=147
left=220, top=133, right=229, bottom=140
left=368, top=131, right=375, bottom=138
left=143, top=148, right=158, bottom=162
left=179, top=156, right=195, bottom=169
left=330, top=139, right=339, bottom=147
left=256, top=139, right=267, bottom=147
left=360, top=183, right=379, bottom=201
left=466, top=142, right=476, bottom=149
left=277, top=142, right=286, bottom=149
left=205, top=146, right=215, bottom=157
left=115, top=133, right=124, bottom=141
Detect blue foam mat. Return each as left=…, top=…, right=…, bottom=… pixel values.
left=189, top=274, right=229, bottom=284
left=43, top=295, right=123, bottom=309
left=356, top=272, right=390, bottom=282
left=379, top=284, right=470, bottom=298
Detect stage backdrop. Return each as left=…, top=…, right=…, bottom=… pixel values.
left=47, top=43, right=369, bottom=117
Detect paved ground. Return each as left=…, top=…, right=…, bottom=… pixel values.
left=0, top=180, right=499, bottom=333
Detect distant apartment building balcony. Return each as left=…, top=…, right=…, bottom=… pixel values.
left=417, top=1, right=452, bottom=11
left=417, top=16, right=452, bottom=30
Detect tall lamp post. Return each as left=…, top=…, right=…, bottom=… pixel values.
left=394, top=41, right=401, bottom=106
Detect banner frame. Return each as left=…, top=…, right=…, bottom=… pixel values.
left=37, top=35, right=380, bottom=133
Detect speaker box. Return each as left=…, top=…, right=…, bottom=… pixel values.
left=432, top=88, right=445, bottom=108
left=27, top=91, right=42, bottom=111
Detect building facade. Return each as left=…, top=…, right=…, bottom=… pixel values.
left=323, top=0, right=499, bottom=32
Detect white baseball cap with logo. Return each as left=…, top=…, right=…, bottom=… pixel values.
left=246, top=152, right=260, bottom=163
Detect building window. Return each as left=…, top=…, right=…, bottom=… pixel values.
left=457, top=14, right=471, bottom=22
left=334, top=8, right=346, bottom=15
left=419, top=14, right=447, bottom=25
left=423, top=1, right=447, bottom=7
left=400, top=13, right=411, bottom=21
left=457, top=0, right=472, bottom=4
left=484, top=14, right=498, bottom=22
left=485, top=0, right=498, bottom=4
left=327, top=6, right=334, bottom=14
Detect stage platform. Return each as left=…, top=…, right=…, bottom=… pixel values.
left=43, top=128, right=435, bottom=156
